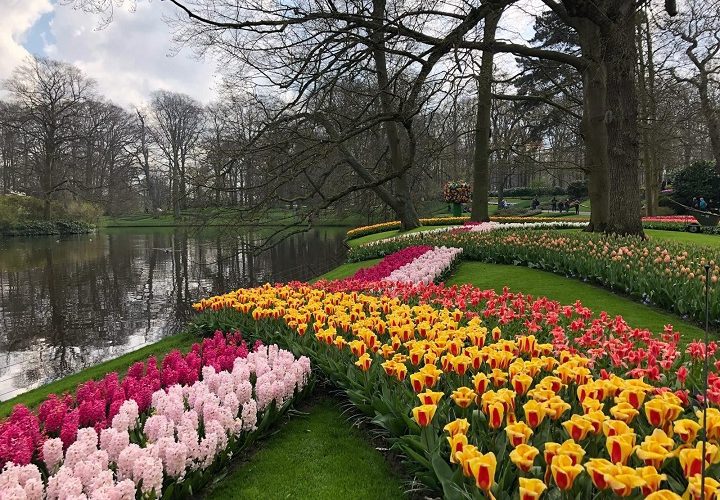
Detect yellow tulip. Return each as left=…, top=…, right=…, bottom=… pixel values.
left=581, top=397, right=603, bottom=414
left=610, top=401, right=640, bottom=423
left=505, top=421, right=534, bottom=447
left=456, top=444, right=480, bottom=477
left=447, top=434, right=468, bottom=464
left=585, top=458, right=614, bottom=490
left=411, top=404, right=437, bottom=427
left=674, top=419, right=702, bottom=444
left=616, top=388, right=646, bottom=409
left=583, top=410, right=608, bottom=434
left=354, top=353, right=372, bottom=371
left=512, top=373, right=533, bottom=395
left=607, top=432, right=637, bottom=465
left=541, top=396, right=569, bottom=421
left=605, top=465, right=646, bottom=497
left=637, top=465, right=666, bottom=496
left=409, top=372, right=425, bottom=393
left=443, top=418, right=469, bottom=436
left=417, top=389, right=444, bottom=406
left=472, top=372, right=489, bottom=394
left=518, top=477, right=546, bottom=500
left=489, top=368, right=507, bottom=387
left=644, top=397, right=683, bottom=429
left=645, top=491, right=682, bottom=500
left=450, top=386, right=476, bottom=409
left=562, top=414, right=594, bottom=441
left=509, top=444, right=539, bottom=472
left=684, top=474, right=720, bottom=500
left=487, top=400, right=505, bottom=429
left=557, top=439, right=586, bottom=466
left=522, top=399, right=546, bottom=429
left=602, top=419, right=633, bottom=437
left=635, top=440, right=671, bottom=469
left=468, top=452, right=497, bottom=493
left=550, top=454, right=583, bottom=490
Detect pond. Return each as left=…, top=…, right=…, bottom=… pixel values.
left=0, top=227, right=347, bottom=400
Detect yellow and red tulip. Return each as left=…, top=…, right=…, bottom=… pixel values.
left=412, top=404, right=437, bottom=427
left=509, top=444, right=539, bottom=472
left=550, top=454, right=583, bottom=491
left=468, top=452, right=497, bottom=493
left=505, top=421, right=534, bottom=447
left=518, top=477, right=546, bottom=500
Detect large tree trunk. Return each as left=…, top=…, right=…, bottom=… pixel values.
left=470, top=8, right=502, bottom=222
left=581, top=60, right=610, bottom=232
left=637, top=15, right=660, bottom=215
left=575, top=18, right=610, bottom=232
left=603, top=14, right=645, bottom=236
left=697, top=74, right=720, bottom=172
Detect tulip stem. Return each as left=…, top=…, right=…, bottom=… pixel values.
left=701, top=263, right=710, bottom=500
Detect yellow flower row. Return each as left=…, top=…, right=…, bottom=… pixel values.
left=193, top=284, right=719, bottom=498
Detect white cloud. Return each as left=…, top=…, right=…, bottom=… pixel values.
left=1, top=0, right=217, bottom=108
left=0, top=0, right=53, bottom=81
left=45, top=1, right=218, bottom=107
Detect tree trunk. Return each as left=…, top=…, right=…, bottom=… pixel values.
left=603, top=15, right=645, bottom=236
left=575, top=18, right=610, bottom=232
left=470, top=8, right=502, bottom=222
left=697, top=74, right=720, bottom=172
left=581, top=60, right=610, bottom=232
left=637, top=15, right=659, bottom=216
left=371, top=0, right=420, bottom=230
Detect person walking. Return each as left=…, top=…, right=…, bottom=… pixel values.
left=574, top=200, right=580, bottom=214
left=699, top=197, right=708, bottom=210
left=551, top=197, right=557, bottom=211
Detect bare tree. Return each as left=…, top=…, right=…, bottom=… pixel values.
left=150, top=91, right=204, bottom=218
left=3, top=56, right=97, bottom=216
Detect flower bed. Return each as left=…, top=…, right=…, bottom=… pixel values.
left=349, top=229, right=720, bottom=323
left=351, top=245, right=432, bottom=281
left=0, top=331, right=252, bottom=469
left=192, top=282, right=720, bottom=499
left=0, top=341, right=312, bottom=498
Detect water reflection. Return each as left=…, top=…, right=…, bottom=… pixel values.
left=0, top=227, right=346, bottom=400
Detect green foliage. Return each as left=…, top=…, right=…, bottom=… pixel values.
left=672, top=160, right=720, bottom=206
left=566, top=180, right=588, bottom=199
left=490, top=186, right=566, bottom=197
left=0, top=194, right=100, bottom=236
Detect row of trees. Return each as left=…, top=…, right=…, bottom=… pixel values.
left=3, top=0, right=719, bottom=236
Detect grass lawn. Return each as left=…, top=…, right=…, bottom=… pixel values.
left=645, top=228, right=720, bottom=246
left=315, top=259, right=382, bottom=281
left=446, top=262, right=705, bottom=343
left=347, top=225, right=451, bottom=247
left=0, top=332, right=197, bottom=417
left=205, top=396, right=405, bottom=500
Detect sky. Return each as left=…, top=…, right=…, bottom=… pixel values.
left=1, top=0, right=219, bottom=108
left=0, top=0, right=537, bottom=109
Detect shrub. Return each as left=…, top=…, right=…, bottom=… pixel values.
left=672, top=160, right=720, bottom=207
left=566, top=180, right=588, bottom=199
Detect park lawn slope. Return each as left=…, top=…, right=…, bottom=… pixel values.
left=204, top=396, right=405, bottom=500
left=447, top=261, right=705, bottom=343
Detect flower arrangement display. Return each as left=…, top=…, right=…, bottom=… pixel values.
left=349, top=229, right=720, bottom=323
left=0, top=342, right=312, bottom=499
left=443, top=181, right=472, bottom=204
left=192, top=282, right=720, bottom=499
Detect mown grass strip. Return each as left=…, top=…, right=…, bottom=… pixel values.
left=204, top=396, right=406, bottom=500
left=0, top=332, right=197, bottom=417
left=447, top=261, right=705, bottom=342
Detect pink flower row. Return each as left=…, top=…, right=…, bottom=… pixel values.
left=0, top=344, right=312, bottom=499
left=0, top=331, right=254, bottom=470
left=385, top=246, right=463, bottom=284
left=350, top=245, right=432, bottom=281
